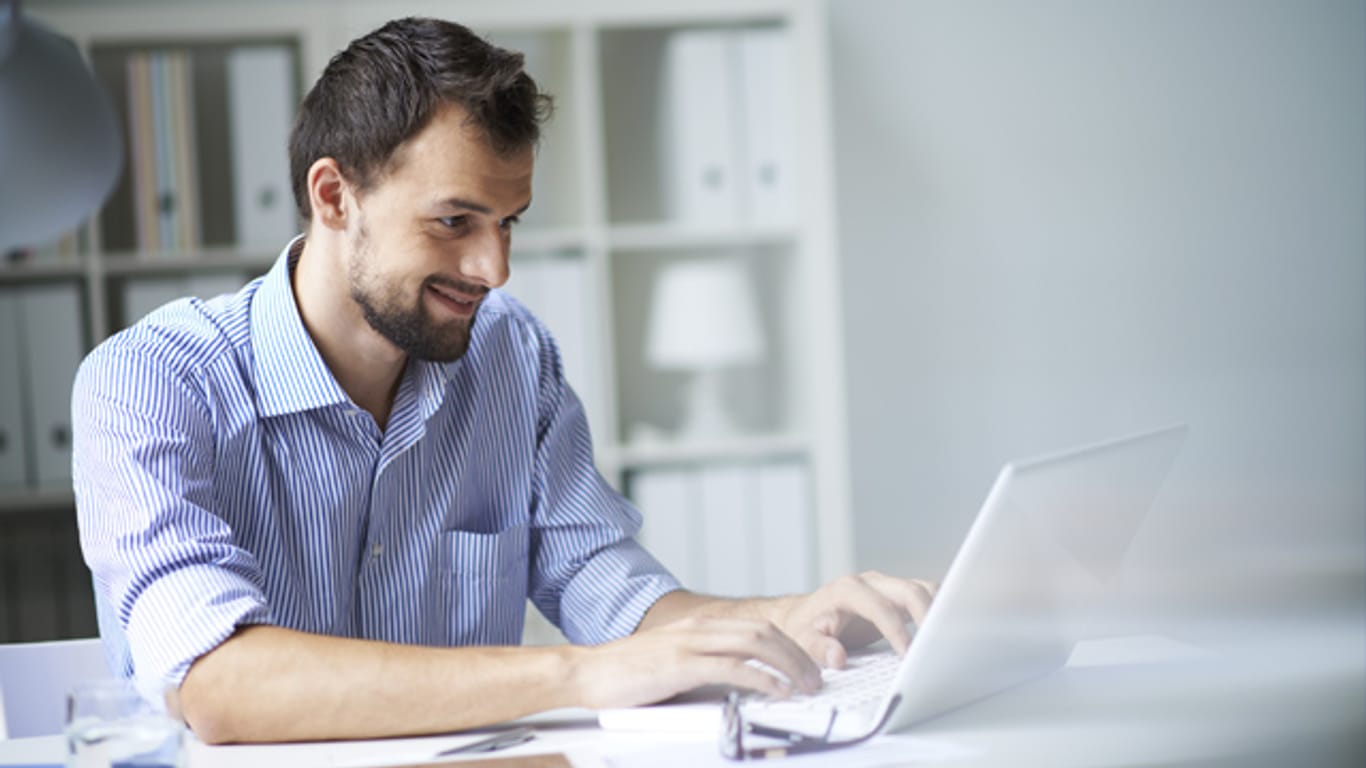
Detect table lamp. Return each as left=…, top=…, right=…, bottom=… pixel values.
left=0, top=0, right=122, bottom=252
left=645, top=258, right=766, bottom=440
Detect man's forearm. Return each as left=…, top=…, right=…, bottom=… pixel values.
left=178, top=624, right=583, bottom=744
left=637, top=589, right=799, bottom=632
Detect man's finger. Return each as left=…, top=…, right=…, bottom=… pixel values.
left=678, top=618, right=822, bottom=693
left=802, top=633, right=846, bottom=670
left=861, top=573, right=937, bottom=626
left=689, top=656, right=795, bottom=699
left=829, top=574, right=915, bottom=655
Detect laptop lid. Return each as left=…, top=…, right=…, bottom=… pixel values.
left=878, top=423, right=1188, bottom=733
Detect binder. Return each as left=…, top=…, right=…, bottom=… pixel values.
left=18, top=284, right=85, bottom=489
left=0, top=526, right=10, bottom=640
left=630, top=467, right=698, bottom=587
left=183, top=272, right=244, bottom=303
left=126, top=50, right=199, bottom=254
left=61, top=519, right=97, bottom=637
left=738, top=28, right=796, bottom=226
left=126, top=51, right=160, bottom=252
left=503, top=259, right=547, bottom=327
left=697, top=463, right=757, bottom=596
left=0, top=291, right=30, bottom=490
left=659, top=30, right=744, bottom=227
left=121, top=276, right=185, bottom=327
left=166, top=50, right=201, bottom=251
left=12, top=522, right=60, bottom=640
left=534, top=256, right=597, bottom=424
left=151, top=51, right=176, bottom=250
left=505, top=257, right=600, bottom=424
left=756, top=460, right=813, bottom=595
left=227, top=46, right=298, bottom=250
left=122, top=272, right=244, bottom=328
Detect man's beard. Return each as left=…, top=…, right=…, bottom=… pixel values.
left=347, top=227, right=482, bottom=363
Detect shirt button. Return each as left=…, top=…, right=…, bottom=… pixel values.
left=371, top=542, right=383, bottom=558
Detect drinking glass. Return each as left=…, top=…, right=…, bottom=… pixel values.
left=65, top=680, right=185, bottom=768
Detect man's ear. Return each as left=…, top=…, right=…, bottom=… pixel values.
left=307, top=158, right=351, bottom=232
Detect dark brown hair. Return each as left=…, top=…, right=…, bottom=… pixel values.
left=288, top=17, right=552, bottom=219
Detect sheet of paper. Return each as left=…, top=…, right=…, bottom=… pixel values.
left=599, top=734, right=981, bottom=768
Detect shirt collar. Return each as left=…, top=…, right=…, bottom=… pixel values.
left=250, top=236, right=352, bottom=417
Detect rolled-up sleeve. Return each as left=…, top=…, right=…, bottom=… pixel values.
left=524, top=336, right=681, bottom=645
left=72, top=340, right=271, bottom=701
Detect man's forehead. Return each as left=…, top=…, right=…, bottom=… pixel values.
left=400, top=104, right=532, bottom=165
left=382, top=113, right=534, bottom=201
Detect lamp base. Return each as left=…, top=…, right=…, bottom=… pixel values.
left=675, top=369, right=743, bottom=441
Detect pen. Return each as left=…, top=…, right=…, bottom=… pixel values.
left=433, top=726, right=536, bottom=757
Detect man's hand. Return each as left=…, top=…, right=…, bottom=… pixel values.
left=572, top=615, right=824, bottom=709
left=621, top=572, right=938, bottom=706
left=774, top=571, right=938, bottom=669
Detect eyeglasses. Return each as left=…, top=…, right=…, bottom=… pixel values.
left=718, top=690, right=901, bottom=761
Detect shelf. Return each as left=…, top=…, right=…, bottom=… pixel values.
left=0, top=259, right=86, bottom=283
left=100, top=250, right=279, bottom=276
left=612, top=431, right=808, bottom=470
left=607, top=223, right=796, bottom=253
left=510, top=228, right=590, bottom=256
left=0, top=489, right=76, bottom=515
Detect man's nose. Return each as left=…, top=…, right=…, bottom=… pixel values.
left=462, top=227, right=510, bottom=289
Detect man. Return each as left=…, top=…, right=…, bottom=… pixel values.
left=73, top=17, right=934, bottom=744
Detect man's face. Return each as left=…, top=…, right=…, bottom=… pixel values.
left=344, top=104, right=533, bottom=362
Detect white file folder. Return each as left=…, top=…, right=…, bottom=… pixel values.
left=121, top=276, right=185, bottom=327
left=228, top=46, right=298, bottom=250
left=18, top=284, right=85, bottom=489
left=756, top=459, right=813, bottom=595
left=0, top=291, right=30, bottom=490
left=632, top=467, right=698, bottom=588
left=739, top=29, right=796, bottom=225
left=123, top=273, right=244, bottom=328
left=659, top=30, right=744, bottom=226
left=698, top=463, right=757, bottom=596
left=184, top=272, right=244, bottom=304
left=535, top=257, right=597, bottom=424
left=505, top=257, right=601, bottom=433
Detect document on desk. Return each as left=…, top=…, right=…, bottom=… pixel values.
left=389, top=756, right=571, bottom=768
left=601, top=735, right=979, bottom=768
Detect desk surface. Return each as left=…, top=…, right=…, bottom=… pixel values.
left=3, top=629, right=1361, bottom=768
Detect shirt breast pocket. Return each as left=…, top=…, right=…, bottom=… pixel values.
left=437, top=522, right=530, bottom=645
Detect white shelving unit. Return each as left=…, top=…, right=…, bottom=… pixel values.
left=7, top=0, right=852, bottom=642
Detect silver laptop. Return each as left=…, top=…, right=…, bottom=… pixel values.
left=599, top=424, right=1188, bottom=737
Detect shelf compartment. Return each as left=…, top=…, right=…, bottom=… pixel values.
left=606, top=222, right=795, bottom=252
left=613, top=431, right=808, bottom=470
left=608, top=242, right=797, bottom=445
left=89, top=37, right=304, bottom=258
left=0, top=489, right=76, bottom=516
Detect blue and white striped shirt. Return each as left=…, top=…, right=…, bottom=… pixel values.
left=72, top=238, right=679, bottom=698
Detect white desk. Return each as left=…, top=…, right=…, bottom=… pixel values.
left=3, top=630, right=1360, bottom=768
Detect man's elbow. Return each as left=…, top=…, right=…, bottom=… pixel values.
left=176, top=669, right=241, bottom=745
left=175, top=640, right=256, bottom=744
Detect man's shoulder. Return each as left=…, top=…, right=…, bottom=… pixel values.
left=83, top=282, right=257, bottom=383
left=478, top=289, right=556, bottom=358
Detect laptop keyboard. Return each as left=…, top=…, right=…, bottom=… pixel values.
left=744, top=649, right=900, bottom=724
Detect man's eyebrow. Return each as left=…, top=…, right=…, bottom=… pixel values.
left=435, top=197, right=533, bottom=216
left=436, top=197, right=492, bottom=214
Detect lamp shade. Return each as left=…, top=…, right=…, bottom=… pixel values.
left=645, top=258, right=765, bottom=370
left=0, top=1, right=122, bottom=252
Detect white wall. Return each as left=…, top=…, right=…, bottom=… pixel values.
left=829, top=0, right=1364, bottom=634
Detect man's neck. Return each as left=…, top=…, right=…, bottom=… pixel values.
left=290, top=235, right=405, bottom=431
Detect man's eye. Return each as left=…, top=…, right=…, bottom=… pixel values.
left=499, top=215, right=522, bottom=231
left=438, top=216, right=467, bottom=229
